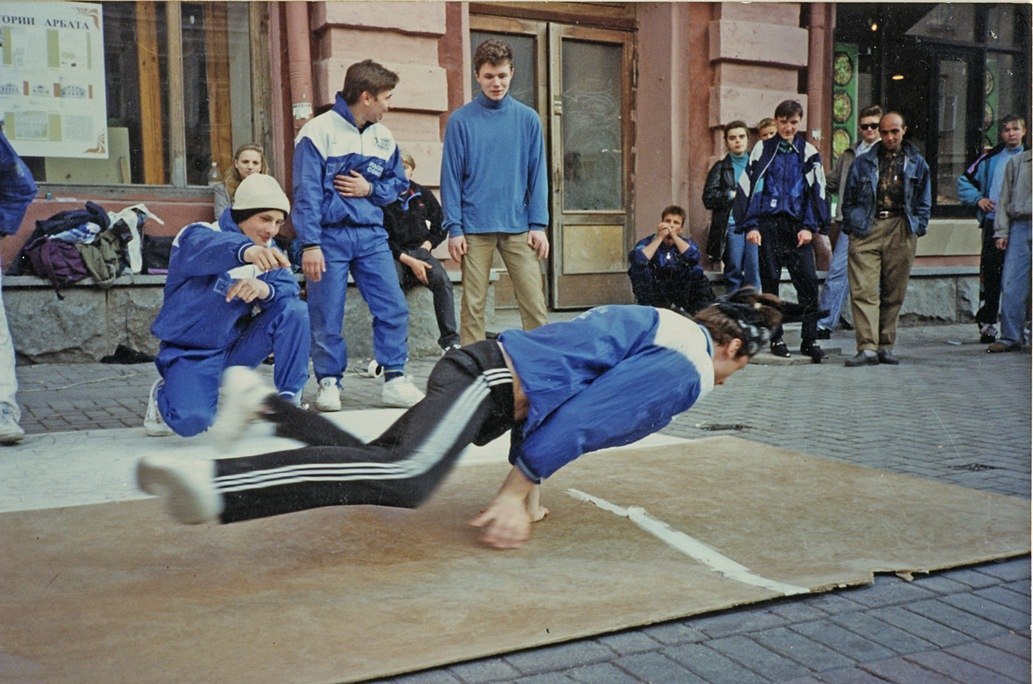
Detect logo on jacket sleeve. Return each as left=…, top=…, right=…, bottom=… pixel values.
left=367, top=160, right=385, bottom=178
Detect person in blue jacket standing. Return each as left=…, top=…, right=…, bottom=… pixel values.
left=0, top=125, right=38, bottom=444
left=137, top=288, right=788, bottom=550
left=628, top=204, right=714, bottom=314
left=441, top=38, right=550, bottom=345
left=144, top=174, right=309, bottom=438
left=293, top=59, right=424, bottom=413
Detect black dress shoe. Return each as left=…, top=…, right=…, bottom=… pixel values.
left=845, top=351, right=879, bottom=367
left=770, top=341, right=791, bottom=358
left=838, top=316, right=854, bottom=331
left=800, top=341, right=826, bottom=363
left=876, top=349, right=900, bottom=365
left=814, top=328, right=832, bottom=340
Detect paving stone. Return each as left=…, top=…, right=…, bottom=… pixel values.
left=446, top=658, right=522, bottom=683
left=984, top=631, right=1032, bottom=659
left=909, top=573, right=973, bottom=595
left=812, top=667, right=888, bottom=683
left=905, top=648, right=1015, bottom=682
left=707, top=635, right=813, bottom=680
left=503, top=641, right=613, bottom=675
left=941, top=567, right=1012, bottom=590
left=977, top=558, right=1032, bottom=582
left=839, top=576, right=937, bottom=608
left=866, top=606, right=969, bottom=649
left=946, top=640, right=1032, bottom=681
left=640, top=621, right=707, bottom=646
left=565, top=661, right=642, bottom=684
left=662, top=643, right=769, bottom=684
left=829, top=611, right=936, bottom=655
left=860, top=656, right=956, bottom=683
left=941, top=592, right=1031, bottom=631
left=788, top=621, right=896, bottom=662
left=751, top=626, right=855, bottom=672
left=387, top=670, right=463, bottom=684
left=688, top=606, right=788, bottom=638
left=610, top=652, right=700, bottom=683
left=596, top=630, right=662, bottom=655
left=906, top=598, right=1014, bottom=640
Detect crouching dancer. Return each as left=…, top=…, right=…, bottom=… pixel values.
left=143, top=174, right=310, bottom=437
left=138, top=289, right=783, bottom=549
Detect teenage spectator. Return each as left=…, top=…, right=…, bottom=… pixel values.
left=958, top=115, right=1029, bottom=343
left=840, top=112, right=931, bottom=367
left=733, top=100, right=829, bottom=362
left=629, top=205, right=715, bottom=314
left=213, top=143, right=268, bottom=220
left=293, top=59, right=424, bottom=412
left=380, top=151, right=460, bottom=353
left=704, top=120, right=760, bottom=293
left=0, top=125, right=38, bottom=445
left=816, top=104, right=883, bottom=339
left=755, top=118, right=777, bottom=143
left=442, top=38, right=549, bottom=345
left=144, top=174, right=309, bottom=437
left=137, top=289, right=785, bottom=549
left=987, top=150, right=1032, bottom=353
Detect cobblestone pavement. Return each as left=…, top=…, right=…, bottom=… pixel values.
left=13, top=322, right=1031, bottom=683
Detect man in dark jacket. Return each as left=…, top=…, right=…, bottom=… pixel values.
left=840, top=111, right=931, bottom=367
left=382, top=152, right=459, bottom=352
left=628, top=205, right=714, bottom=314
left=703, top=120, right=759, bottom=293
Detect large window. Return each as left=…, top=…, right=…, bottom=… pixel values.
left=13, top=1, right=260, bottom=188
left=834, top=3, right=1030, bottom=216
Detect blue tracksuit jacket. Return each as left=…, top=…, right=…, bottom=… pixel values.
left=499, top=305, right=715, bottom=482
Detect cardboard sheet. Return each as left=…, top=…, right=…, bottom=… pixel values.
left=1, top=437, right=1028, bottom=683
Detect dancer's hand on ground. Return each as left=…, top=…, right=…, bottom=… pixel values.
left=471, top=495, right=532, bottom=549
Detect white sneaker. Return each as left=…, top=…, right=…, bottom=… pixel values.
left=136, top=455, right=223, bottom=524
left=0, top=406, right=24, bottom=445
left=209, top=366, right=273, bottom=450
left=143, top=379, right=175, bottom=437
left=315, top=377, right=342, bottom=412
left=382, top=376, right=424, bottom=408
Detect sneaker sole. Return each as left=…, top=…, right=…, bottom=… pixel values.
left=136, top=457, right=221, bottom=524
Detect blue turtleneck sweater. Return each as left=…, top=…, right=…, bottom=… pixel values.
left=440, top=93, right=549, bottom=236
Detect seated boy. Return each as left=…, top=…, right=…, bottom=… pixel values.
left=628, top=205, right=715, bottom=314
left=380, top=152, right=460, bottom=352
left=144, top=174, right=309, bottom=437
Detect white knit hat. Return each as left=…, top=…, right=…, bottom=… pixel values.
left=232, top=174, right=291, bottom=214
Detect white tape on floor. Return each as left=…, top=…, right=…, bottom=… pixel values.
left=566, top=488, right=809, bottom=597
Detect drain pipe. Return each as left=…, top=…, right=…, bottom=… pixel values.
left=285, top=2, right=314, bottom=134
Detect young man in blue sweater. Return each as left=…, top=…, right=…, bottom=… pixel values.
left=293, top=59, right=424, bottom=412
left=441, top=39, right=550, bottom=345
left=144, top=174, right=310, bottom=438
left=138, top=289, right=785, bottom=549
left=733, top=100, right=830, bottom=362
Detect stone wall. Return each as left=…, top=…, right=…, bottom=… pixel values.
left=3, top=273, right=491, bottom=364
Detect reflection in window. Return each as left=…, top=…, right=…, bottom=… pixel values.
left=935, top=58, right=969, bottom=206
left=24, top=1, right=254, bottom=188
left=561, top=40, right=622, bottom=212
left=906, top=4, right=976, bottom=43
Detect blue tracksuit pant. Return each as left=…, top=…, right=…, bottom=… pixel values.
left=156, top=297, right=310, bottom=437
left=307, top=227, right=409, bottom=382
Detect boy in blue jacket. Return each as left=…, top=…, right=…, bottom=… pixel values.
left=138, top=289, right=786, bottom=550
left=144, top=174, right=309, bottom=438
left=293, top=59, right=424, bottom=412
left=733, top=100, right=830, bottom=362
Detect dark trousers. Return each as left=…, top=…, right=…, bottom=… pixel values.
left=629, top=268, right=715, bottom=315
left=976, top=218, right=1006, bottom=326
left=215, top=340, right=515, bottom=522
left=395, top=248, right=460, bottom=349
left=756, top=215, right=821, bottom=342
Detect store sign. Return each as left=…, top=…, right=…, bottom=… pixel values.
left=0, top=1, right=107, bottom=158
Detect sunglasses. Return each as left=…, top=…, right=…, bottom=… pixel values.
left=859, top=122, right=879, bottom=131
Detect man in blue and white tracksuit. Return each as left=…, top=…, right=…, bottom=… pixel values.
left=292, top=59, right=424, bottom=412
left=146, top=174, right=309, bottom=437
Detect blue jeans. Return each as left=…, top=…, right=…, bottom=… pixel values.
left=818, top=231, right=849, bottom=331
left=998, top=219, right=1031, bottom=345
left=307, top=227, right=410, bottom=382
left=722, top=226, right=761, bottom=292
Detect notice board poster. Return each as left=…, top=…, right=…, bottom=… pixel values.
left=0, top=2, right=107, bottom=158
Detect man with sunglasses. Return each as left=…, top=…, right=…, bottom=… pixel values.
left=840, top=111, right=931, bottom=367
left=817, top=105, right=883, bottom=340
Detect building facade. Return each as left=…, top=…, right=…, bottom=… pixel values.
left=4, top=1, right=1029, bottom=309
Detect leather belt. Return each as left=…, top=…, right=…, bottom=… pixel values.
left=876, top=209, right=902, bottom=219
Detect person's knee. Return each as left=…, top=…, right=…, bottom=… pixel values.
left=163, top=405, right=212, bottom=437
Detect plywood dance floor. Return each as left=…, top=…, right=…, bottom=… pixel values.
left=1, top=437, right=1028, bottom=683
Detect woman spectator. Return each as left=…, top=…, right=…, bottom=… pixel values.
left=213, top=143, right=269, bottom=220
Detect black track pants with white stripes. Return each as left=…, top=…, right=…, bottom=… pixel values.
left=215, top=340, right=516, bottom=523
